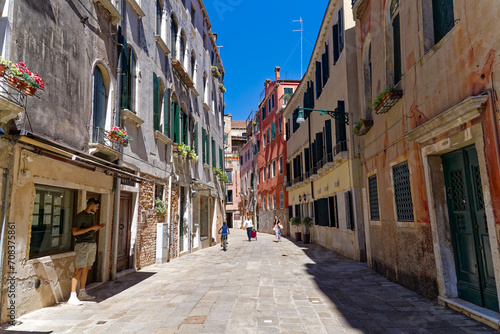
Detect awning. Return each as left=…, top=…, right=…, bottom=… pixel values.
left=10, top=130, right=150, bottom=184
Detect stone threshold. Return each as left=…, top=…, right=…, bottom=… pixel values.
left=438, top=296, right=500, bottom=330
left=115, top=268, right=137, bottom=280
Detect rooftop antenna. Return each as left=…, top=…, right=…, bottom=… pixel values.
left=293, top=17, right=303, bottom=77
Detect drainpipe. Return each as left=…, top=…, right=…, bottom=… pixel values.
left=487, top=84, right=500, bottom=201
left=0, top=169, right=10, bottom=302
left=111, top=0, right=124, bottom=280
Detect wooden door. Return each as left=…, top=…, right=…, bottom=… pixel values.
left=442, top=146, right=498, bottom=311
left=117, top=192, right=132, bottom=273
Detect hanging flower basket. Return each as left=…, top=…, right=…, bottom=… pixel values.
left=218, top=83, right=226, bottom=93
left=353, top=119, right=373, bottom=136
left=107, top=126, right=132, bottom=146
left=373, top=87, right=402, bottom=114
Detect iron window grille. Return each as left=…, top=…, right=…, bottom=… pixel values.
left=368, top=175, right=380, bottom=221
left=392, top=162, right=414, bottom=222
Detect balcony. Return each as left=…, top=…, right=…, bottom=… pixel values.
left=171, top=59, right=194, bottom=88
left=93, top=0, right=123, bottom=25
left=293, top=175, right=304, bottom=189
left=87, top=126, right=123, bottom=161
left=0, top=76, right=31, bottom=124
left=333, top=140, right=348, bottom=163
left=121, top=108, right=144, bottom=128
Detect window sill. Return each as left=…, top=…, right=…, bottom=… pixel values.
left=155, top=35, right=170, bottom=55
left=94, top=0, right=123, bottom=24
left=28, top=251, right=76, bottom=263
left=203, top=102, right=210, bottom=112
left=121, top=108, right=144, bottom=128
left=124, top=0, right=145, bottom=19
left=155, top=130, right=171, bottom=145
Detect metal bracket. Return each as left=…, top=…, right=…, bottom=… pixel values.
left=298, top=106, right=349, bottom=124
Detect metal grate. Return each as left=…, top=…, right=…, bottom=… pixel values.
left=450, top=170, right=466, bottom=211
left=368, top=175, right=380, bottom=221
left=472, top=165, right=484, bottom=211
left=392, top=162, right=414, bottom=221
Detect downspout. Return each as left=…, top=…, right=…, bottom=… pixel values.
left=487, top=76, right=500, bottom=204
left=166, top=88, right=173, bottom=262
left=0, top=169, right=10, bottom=303
left=111, top=0, right=124, bottom=280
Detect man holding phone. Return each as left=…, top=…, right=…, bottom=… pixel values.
left=67, top=198, right=105, bottom=306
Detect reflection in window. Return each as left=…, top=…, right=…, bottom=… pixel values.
left=30, top=186, right=76, bottom=258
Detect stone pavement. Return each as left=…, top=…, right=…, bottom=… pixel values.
left=2, top=229, right=497, bottom=334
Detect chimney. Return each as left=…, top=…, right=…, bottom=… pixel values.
left=213, top=33, right=217, bottom=41
left=275, top=66, right=281, bottom=81
left=264, top=79, right=271, bottom=87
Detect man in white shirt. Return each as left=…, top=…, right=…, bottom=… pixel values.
left=243, top=215, right=254, bottom=242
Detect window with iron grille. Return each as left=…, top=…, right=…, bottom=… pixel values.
left=392, top=162, right=414, bottom=221
left=280, top=192, right=284, bottom=209
left=368, top=175, right=380, bottom=221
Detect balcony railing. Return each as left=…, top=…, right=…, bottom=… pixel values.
left=87, top=125, right=123, bottom=151
left=334, top=140, right=348, bottom=155
left=293, top=175, right=304, bottom=185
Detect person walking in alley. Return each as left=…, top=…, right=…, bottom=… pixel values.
left=273, top=215, right=283, bottom=242
left=243, top=215, right=254, bottom=242
left=67, top=198, right=105, bottom=306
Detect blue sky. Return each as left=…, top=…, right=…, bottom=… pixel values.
left=204, top=1, right=328, bottom=121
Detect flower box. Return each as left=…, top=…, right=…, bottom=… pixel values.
left=211, top=66, right=221, bottom=78
left=353, top=119, right=373, bottom=136
left=373, top=88, right=402, bottom=114
left=107, top=126, right=132, bottom=146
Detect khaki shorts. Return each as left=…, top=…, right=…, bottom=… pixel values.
left=74, top=242, right=97, bottom=268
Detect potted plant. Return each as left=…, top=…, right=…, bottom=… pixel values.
left=211, top=66, right=221, bottom=78
left=373, top=87, right=402, bottom=114
left=154, top=198, right=167, bottom=220
left=301, top=217, right=313, bottom=244
left=188, top=148, right=198, bottom=162
left=213, top=167, right=229, bottom=183
left=353, top=118, right=373, bottom=136
left=290, top=216, right=302, bottom=241
left=176, top=143, right=189, bottom=158
left=218, top=83, right=226, bottom=93
left=108, top=126, right=133, bottom=145
left=0, top=57, right=11, bottom=76
left=283, top=93, right=291, bottom=105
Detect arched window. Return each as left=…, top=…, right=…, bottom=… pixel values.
left=190, top=50, right=196, bottom=79
left=171, top=15, right=178, bottom=59
left=153, top=73, right=164, bottom=132
left=92, top=66, right=107, bottom=142
left=156, top=0, right=162, bottom=36
left=180, top=31, right=186, bottom=65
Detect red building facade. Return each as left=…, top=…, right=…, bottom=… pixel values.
left=255, top=67, right=299, bottom=234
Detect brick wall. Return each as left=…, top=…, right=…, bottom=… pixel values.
left=169, top=185, right=180, bottom=260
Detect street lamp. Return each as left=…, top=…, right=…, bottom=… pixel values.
left=296, top=101, right=349, bottom=124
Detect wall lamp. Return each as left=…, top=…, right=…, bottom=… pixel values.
left=297, top=101, right=348, bottom=124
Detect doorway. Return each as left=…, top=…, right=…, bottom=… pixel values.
left=442, top=145, right=498, bottom=311
left=117, top=192, right=132, bottom=273
left=86, top=193, right=101, bottom=285
left=226, top=213, right=233, bottom=228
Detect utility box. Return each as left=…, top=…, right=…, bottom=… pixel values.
left=156, top=222, right=169, bottom=264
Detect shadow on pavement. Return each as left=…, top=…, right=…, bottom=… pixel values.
left=283, top=236, right=497, bottom=333
left=92, top=271, right=156, bottom=302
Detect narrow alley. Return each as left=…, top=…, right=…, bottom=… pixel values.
left=3, top=229, right=496, bottom=334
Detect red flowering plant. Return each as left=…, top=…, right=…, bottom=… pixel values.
left=108, top=126, right=132, bottom=145
left=9, top=62, right=45, bottom=89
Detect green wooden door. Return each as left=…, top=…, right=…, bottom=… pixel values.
left=442, top=146, right=498, bottom=311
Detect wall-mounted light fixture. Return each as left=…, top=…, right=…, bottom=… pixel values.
left=297, top=101, right=348, bottom=124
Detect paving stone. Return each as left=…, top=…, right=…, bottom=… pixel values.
left=3, top=229, right=497, bottom=334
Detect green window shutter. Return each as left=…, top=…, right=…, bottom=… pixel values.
left=120, top=37, right=129, bottom=110
left=202, top=127, right=206, bottom=163
left=164, top=90, right=170, bottom=137
left=267, top=128, right=270, bottom=144
left=219, top=147, right=224, bottom=169
left=271, top=123, right=275, bottom=139
left=212, top=138, right=216, bottom=167
left=182, top=112, right=188, bottom=145
left=153, top=73, right=160, bottom=131
left=173, top=103, right=180, bottom=143
left=206, top=132, right=210, bottom=164
left=194, top=123, right=198, bottom=154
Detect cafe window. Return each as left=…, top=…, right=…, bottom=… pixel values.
left=30, top=186, right=76, bottom=258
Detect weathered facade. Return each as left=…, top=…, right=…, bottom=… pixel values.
left=0, top=0, right=224, bottom=322
left=353, top=0, right=500, bottom=324
left=284, top=0, right=365, bottom=261
left=256, top=67, right=299, bottom=235
left=238, top=134, right=255, bottom=228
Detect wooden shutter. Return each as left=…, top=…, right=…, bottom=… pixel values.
left=153, top=73, right=160, bottom=131
left=432, top=0, right=454, bottom=43
left=325, top=119, right=333, bottom=156
left=202, top=127, right=206, bottom=163
left=193, top=122, right=198, bottom=154
left=164, top=89, right=170, bottom=136
left=333, top=24, right=339, bottom=63
left=120, top=36, right=129, bottom=110
left=335, top=101, right=346, bottom=144
left=315, top=61, right=322, bottom=98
